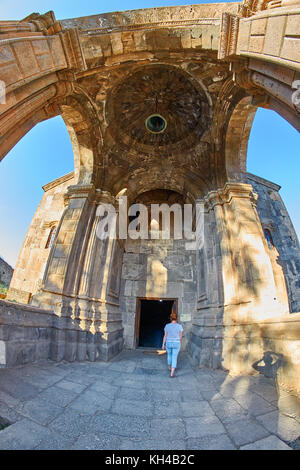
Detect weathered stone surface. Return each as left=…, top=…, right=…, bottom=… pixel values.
left=0, top=257, right=13, bottom=289
left=0, top=350, right=298, bottom=450
left=240, top=435, right=292, bottom=451
left=0, top=1, right=300, bottom=401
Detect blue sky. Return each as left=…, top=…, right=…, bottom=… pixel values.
left=0, top=0, right=299, bottom=267
left=0, top=0, right=239, bottom=21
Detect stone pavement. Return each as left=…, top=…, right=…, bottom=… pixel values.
left=0, top=350, right=299, bottom=450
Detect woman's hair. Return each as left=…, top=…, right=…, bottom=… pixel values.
left=170, top=308, right=178, bottom=322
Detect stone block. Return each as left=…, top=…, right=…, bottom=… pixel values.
left=0, top=340, right=6, bottom=365
left=249, top=36, right=264, bottom=54
left=251, top=18, right=267, bottom=36
left=185, top=415, right=226, bottom=438
left=240, top=435, right=291, bottom=450
left=0, top=418, right=53, bottom=450
left=263, top=15, right=286, bottom=57
left=6, top=341, right=37, bottom=366
left=281, top=37, right=300, bottom=63
left=50, top=341, right=65, bottom=362
left=90, top=413, right=151, bottom=438
left=35, top=340, right=51, bottom=360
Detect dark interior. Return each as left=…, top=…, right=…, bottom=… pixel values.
left=138, top=299, right=174, bottom=348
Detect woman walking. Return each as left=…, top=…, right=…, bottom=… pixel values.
left=162, top=310, right=183, bottom=378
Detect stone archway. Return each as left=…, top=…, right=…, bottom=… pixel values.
left=0, top=2, right=300, bottom=394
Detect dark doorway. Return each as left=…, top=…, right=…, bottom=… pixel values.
left=136, top=298, right=176, bottom=348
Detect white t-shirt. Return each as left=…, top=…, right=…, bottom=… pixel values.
left=164, top=322, right=183, bottom=342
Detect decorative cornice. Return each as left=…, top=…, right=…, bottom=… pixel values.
left=204, top=182, right=255, bottom=210
left=21, top=11, right=62, bottom=33
left=59, top=28, right=87, bottom=73
left=218, top=12, right=240, bottom=60
left=64, top=183, right=95, bottom=204
left=94, top=189, right=116, bottom=206
left=245, top=172, right=281, bottom=191
left=42, top=172, right=74, bottom=192
left=63, top=185, right=115, bottom=206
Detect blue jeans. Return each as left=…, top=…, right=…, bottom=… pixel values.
left=166, top=341, right=181, bottom=368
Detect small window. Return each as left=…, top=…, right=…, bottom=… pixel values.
left=264, top=228, right=274, bottom=249
left=145, top=114, right=167, bottom=134
left=45, top=226, right=57, bottom=249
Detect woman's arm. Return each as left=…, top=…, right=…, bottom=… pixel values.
left=179, top=331, right=183, bottom=343
left=162, top=331, right=167, bottom=349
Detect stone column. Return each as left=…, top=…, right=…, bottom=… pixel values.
left=32, top=184, right=95, bottom=311
left=190, top=182, right=290, bottom=372
left=31, top=184, right=95, bottom=360
left=76, top=190, right=124, bottom=361
left=207, top=183, right=284, bottom=322
left=31, top=186, right=124, bottom=361
left=208, top=182, right=289, bottom=374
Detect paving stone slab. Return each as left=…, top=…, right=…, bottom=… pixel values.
left=256, top=410, right=300, bottom=442
left=90, top=412, right=151, bottom=438
left=240, top=435, right=292, bottom=450
left=112, top=376, right=147, bottom=389
left=0, top=389, right=21, bottom=409
left=153, top=402, right=183, bottom=418
left=186, top=434, right=236, bottom=450
left=209, top=398, right=248, bottom=424
left=149, top=389, right=181, bottom=402
left=0, top=418, right=51, bottom=450
left=184, top=415, right=226, bottom=439
left=200, top=390, right=223, bottom=401
left=112, top=398, right=153, bottom=417
left=224, top=417, right=271, bottom=447
left=69, top=390, right=113, bottom=415
left=71, top=432, right=121, bottom=450
left=117, top=386, right=149, bottom=401
left=277, top=394, right=300, bottom=421
left=107, top=362, right=137, bottom=373
left=63, top=371, right=98, bottom=386
left=0, top=401, right=23, bottom=424
left=18, top=397, right=64, bottom=425
left=250, top=383, right=279, bottom=403
left=49, top=408, right=92, bottom=439
left=134, top=367, right=160, bottom=376
left=234, top=391, right=277, bottom=417
left=90, top=380, right=119, bottom=399
left=0, top=379, right=41, bottom=401
left=38, top=385, right=79, bottom=407
left=119, top=438, right=186, bottom=450
left=180, top=389, right=203, bottom=402
left=24, top=372, right=63, bottom=389
left=55, top=379, right=88, bottom=394
left=150, top=418, right=186, bottom=440
left=181, top=400, right=215, bottom=418
left=34, top=431, right=76, bottom=450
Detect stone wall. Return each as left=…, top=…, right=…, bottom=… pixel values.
left=0, top=299, right=52, bottom=366
left=1, top=297, right=299, bottom=395
left=6, top=172, right=75, bottom=303
left=187, top=176, right=300, bottom=395
left=0, top=298, right=108, bottom=366
left=120, top=238, right=197, bottom=350
left=245, top=172, right=300, bottom=313
left=0, top=257, right=13, bottom=287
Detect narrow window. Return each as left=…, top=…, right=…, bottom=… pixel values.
left=45, top=226, right=57, bottom=249
left=264, top=228, right=274, bottom=249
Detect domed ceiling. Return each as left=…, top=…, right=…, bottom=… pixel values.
left=105, top=65, right=211, bottom=155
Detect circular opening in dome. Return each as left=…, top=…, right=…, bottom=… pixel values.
left=145, top=114, right=167, bottom=134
